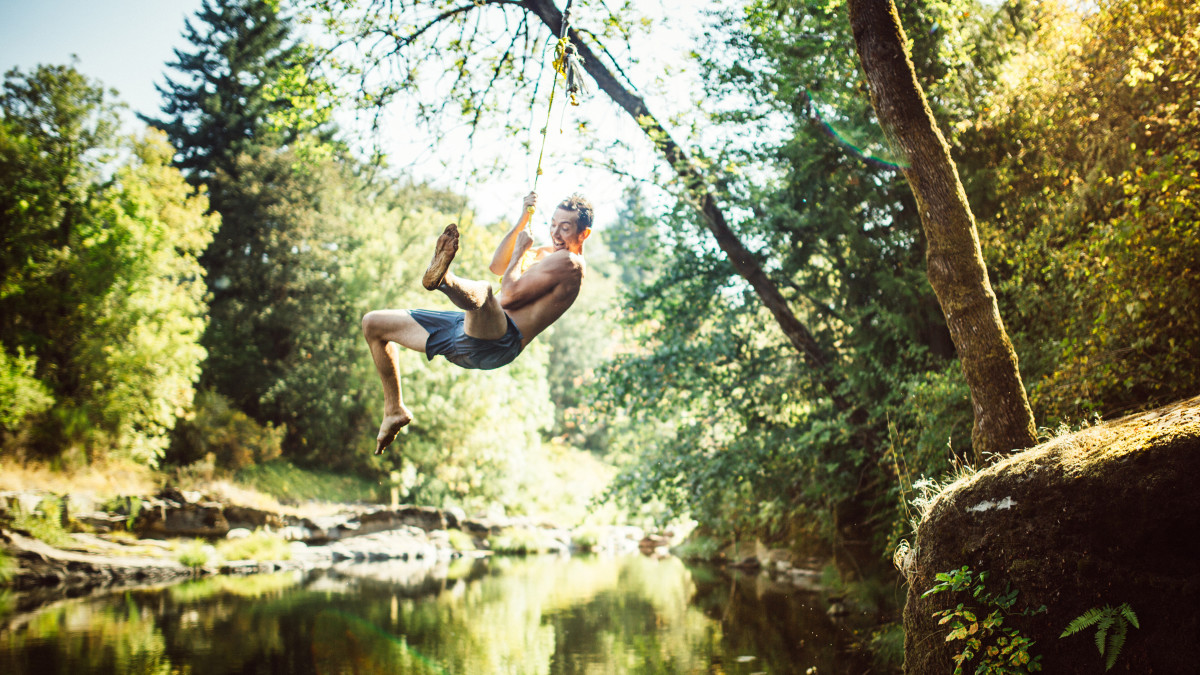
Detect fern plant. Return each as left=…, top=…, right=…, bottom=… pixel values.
left=1060, top=603, right=1139, bottom=671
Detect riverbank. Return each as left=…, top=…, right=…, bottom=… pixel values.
left=1, top=484, right=853, bottom=625
left=0, top=487, right=646, bottom=592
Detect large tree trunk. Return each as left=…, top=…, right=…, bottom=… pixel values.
left=846, top=0, right=1037, bottom=456
left=521, top=0, right=842, bottom=402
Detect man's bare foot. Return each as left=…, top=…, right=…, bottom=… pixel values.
left=375, top=407, right=413, bottom=455
left=422, top=223, right=459, bottom=290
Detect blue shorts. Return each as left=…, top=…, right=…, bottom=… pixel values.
left=409, top=309, right=524, bottom=370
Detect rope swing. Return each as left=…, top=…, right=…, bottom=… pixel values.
left=529, top=0, right=588, bottom=209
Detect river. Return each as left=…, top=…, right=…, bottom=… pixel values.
left=0, top=554, right=877, bottom=674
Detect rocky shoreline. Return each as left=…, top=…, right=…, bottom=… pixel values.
left=2, top=486, right=837, bottom=623
left=0, top=487, right=650, bottom=598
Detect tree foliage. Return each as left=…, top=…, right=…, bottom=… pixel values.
left=965, top=0, right=1200, bottom=421
left=594, top=0, right=977, bottom=546
left=0, top=64, right=217, bottom=464
left=599, top=0, right=1200, bottom=557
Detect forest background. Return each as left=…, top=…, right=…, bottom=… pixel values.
left=1, top=0, right=1198, bottom=573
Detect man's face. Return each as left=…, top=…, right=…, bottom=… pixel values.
left=550, top=208, right=587, bottom=252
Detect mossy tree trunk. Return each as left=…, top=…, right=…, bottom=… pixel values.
left=847, top=0, right=1037, bottom=457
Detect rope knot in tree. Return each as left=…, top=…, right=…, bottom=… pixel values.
left=553, top=38, right=588, bottom=105
left=553, top=1, right=586, bottom=106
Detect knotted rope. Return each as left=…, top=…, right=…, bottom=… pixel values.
left=529, top=0, right=587, bottom=205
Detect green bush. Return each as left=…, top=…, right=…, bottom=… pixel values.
left=168, top=390, right=284, bottom=471
left=671, top=534, right=722, bottom=561
left=571, top=525, right=605, bottom=551
left=867, top=622, right=906, bottom=672
left=0, top=548, right=16, bottom=584
left=0, top=346, right=53, bottom=432
left=12, top=497, right=72, bottom=547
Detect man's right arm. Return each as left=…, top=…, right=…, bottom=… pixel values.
left=500, top=247, right=578, bottom=312
left=489, top=192, right=537, bottom=276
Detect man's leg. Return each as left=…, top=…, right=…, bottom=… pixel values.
left=361, top=309, right=429, bottom=454
left=424, top=223, right=508, bottom=340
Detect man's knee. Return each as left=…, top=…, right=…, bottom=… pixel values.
left=481, top=283, right=499, bottom=308
left=362, top=310, right=395, bottom=338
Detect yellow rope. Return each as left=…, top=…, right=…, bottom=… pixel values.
left=528, top=37, right=573, bottom=211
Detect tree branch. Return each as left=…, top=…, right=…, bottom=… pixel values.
left=519, top=0, right=841, bottom=398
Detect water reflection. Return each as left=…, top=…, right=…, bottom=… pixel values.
left=0, top=555, right=869, bottom=674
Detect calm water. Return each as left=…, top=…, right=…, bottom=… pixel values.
left=0, top=555, right=874, bottom=674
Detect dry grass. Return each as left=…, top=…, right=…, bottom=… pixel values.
left=0, top=458, right=158, bottom=497
left=0, top=458, right=360, bottom=520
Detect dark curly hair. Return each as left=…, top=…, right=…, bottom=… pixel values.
left=557, top=193, right=593, bottom=232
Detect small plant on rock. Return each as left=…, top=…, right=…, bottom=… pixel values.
left=922, top=566, right=1046, bottom=674
left=216, top=531, right=291, bottom=562
left=176, top=539, right=217, bottom=570
left=0, top=548, right=16, bottom=583
left=1060, top=603, right=1138, bottom=671
left=11, top=497, right=72, bottom=547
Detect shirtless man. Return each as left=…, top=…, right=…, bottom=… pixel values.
left=362, top=191, right=592, bottom=454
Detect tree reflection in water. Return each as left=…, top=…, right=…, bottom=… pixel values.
left=0, top=555, right=871, bottom=674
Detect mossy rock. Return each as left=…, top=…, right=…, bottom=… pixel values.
left=903, top=395, right=1200, bottom=674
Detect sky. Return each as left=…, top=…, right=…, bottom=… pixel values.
left=0, top=0, right=204, bottom=121
left=0, top=0, right=704, bottom=232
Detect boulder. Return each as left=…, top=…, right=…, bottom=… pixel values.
left=358, top=505, right=447, bottom=535
left=3, top=528, right=190, bottom=590
left=135, top=497, right=230, bottom=538
left=462, top=518, right=505, bottom=538
left=903, top=396, right=1200, bottom=674
left=223, top=505, right=287, bottom=531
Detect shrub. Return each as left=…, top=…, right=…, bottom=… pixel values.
left=167, top=390, right=284, bottom=471
left=867, top=622, right=906, bottom=671
left=0, top=346, right=53, bottom=432
left=0, top=548, right=16, bottom=583
left=571, top=525, right=605, bottom=551
left=11, top=497, right=72, bottom=547
left=671, top=533, right=722, bottom=561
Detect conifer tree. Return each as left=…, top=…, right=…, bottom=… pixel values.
left=145, top=0, right=347, bottom=461
left=140, top=0, right=305, bottom=182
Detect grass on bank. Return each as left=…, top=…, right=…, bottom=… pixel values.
left=445, top=528, right=477, bottom=552
left=232, top=460, right=381, bottom=505
left=217, top=530, right=292, bottom=561
left=0, top=457, right=157, bottom=495
left=174, top=539, right=217, bottom=569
